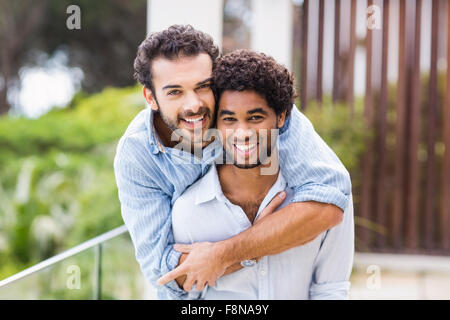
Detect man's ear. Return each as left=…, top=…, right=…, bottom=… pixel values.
left=142, top=86, right=158, bottom=111
left=277, top=110, right=287, bottom=128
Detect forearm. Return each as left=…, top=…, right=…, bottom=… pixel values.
left=216, top=201, right=343, bottom=267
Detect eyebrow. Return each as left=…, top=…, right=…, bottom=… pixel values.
left=162, top=77, right=212, bottom=91
left=162, top=84, right=181, bottom=90
left=219, top=110, right=235, bottom=116
left=219, top=108, right=268, bottom=116
left=247, top=108, right=268, bottom=115
left=197, top=77, right=212, bottom=86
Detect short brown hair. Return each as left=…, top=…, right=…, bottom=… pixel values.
left=213, top=49, right=296, bottom=118
left=133, top=24, right=220, bottom=94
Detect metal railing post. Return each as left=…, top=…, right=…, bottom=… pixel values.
left=94, top=243, right=102, bottom=300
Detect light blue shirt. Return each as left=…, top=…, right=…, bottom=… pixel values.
left=113, top=106, right=351, bottom=299
left=172, top=165, right=354, bottom=300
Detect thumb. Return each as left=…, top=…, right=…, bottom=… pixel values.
left=256, top=191, right=286, bottom=222
left=173, top=243, right=193, bottom=253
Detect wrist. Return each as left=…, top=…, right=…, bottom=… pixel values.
left=213, top=240, right=236, bottom=268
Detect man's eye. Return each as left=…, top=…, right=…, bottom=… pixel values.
left=198, top=83, right=211, bottom=89
left=249, top=115, right=263, bottom=120
left=168, top=90, right=181, bottom=96
left=223, top=117, right=236, bottom=122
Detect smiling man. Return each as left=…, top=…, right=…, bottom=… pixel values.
left=171, top=50, right=354, bottom=299
left=114, top=25, right=352, bottom=300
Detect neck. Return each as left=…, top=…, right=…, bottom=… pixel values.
left=218, top=162, right=279, bottom=198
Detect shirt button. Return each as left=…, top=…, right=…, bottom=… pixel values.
left=260, top=270, right=266, bottom=276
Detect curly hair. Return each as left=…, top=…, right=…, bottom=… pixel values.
left=212, top=49, right=297, bottom=118
left=134, top=24, right=220, bottom=94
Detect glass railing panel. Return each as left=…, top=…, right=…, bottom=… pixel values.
left=0, top=228, right=158, bottom=299
left=0, top=247, right=96, bottom=299
left=95, top=232, right=157, bottom=300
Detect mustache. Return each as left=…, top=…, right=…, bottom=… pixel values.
left=178, top=107, right=211, bottom=120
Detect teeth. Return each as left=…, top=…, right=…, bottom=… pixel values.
left=235, top=144, right=257, bottom=151
left=184, top=116, right=204, bottom=123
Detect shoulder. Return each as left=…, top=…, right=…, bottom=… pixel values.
left=114, top=108, right=155, bottom=171
left=171, top=181, right=201, bottom=229
left=172, top=165, right=216, bottom=213
left=279, top=105, right=313, bottom=140
left=172, top=175, right=204, bottom=209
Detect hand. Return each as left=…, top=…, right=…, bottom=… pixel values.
left=157, top=241, right=228, bottom=292
left=254, top=190, right=286, bottom=225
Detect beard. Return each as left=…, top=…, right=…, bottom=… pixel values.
left=232, top=161, right=262, bottom=169
left=158, top=106, right=212, bottom=145
left=158, top=106, right=212, bottom=130
left=158, top=110, right=178, bottom=132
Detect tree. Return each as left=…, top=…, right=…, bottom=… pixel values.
left=0, top=0, right=49, bottom=115
left=0, top=0, right=147, bottom=115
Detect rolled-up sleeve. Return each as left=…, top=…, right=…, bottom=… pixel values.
left=309, top=194, right=355, bottom=300
left=114, top=137, right=187, bottom=300
left=278, top=106, right=351, bottom=212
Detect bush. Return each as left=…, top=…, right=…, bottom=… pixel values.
left=0, top=86, right=144, bottom=280
left=302, top=97, right=371, bottom=172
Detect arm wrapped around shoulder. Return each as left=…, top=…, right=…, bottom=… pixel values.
left=278, top=106, right=352, bottom=213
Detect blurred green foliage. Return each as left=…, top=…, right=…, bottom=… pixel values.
left=302, top=97, right=373, bottom=251
left=0, top=86, right=144, bottom=280
left=302, top=97, right=371, bottom=172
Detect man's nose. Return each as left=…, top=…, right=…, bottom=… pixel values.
left=232, top=127, right=258, bottom=143
left=184, top=91, right=203, bottom=114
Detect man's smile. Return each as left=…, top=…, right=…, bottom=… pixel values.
left=179, top=113, right=209, bottom=130
left=233, top=142, right=258, bottom=157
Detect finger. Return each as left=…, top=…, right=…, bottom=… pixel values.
left=183, top=276, right=196, bottom=292
left=196, top=279, right=207, bottom=292
left=207, top=278, right=216, bottom=288
left=174, top=243, right=193, bottom=253
left=157, top=266, right=185, bottom=286
left=256, top=191, right=286, bottom=222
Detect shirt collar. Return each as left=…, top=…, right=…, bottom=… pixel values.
left=195, top=165, right=287, bottom=206
left=195, top=165, right=225, bottom=205
left=278, top=103, right=295, bottom=135
left=257, top=169, right=287, bottom=212
left=146, top=108, right=165, bottom=154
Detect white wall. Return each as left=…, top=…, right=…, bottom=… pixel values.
left=147, top=0, right=294, bottom=69
left=250, top=0, right=293, bottom=70
left=147, top=0, right=224, bottom=48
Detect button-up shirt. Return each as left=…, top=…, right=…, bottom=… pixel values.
left=113, top=106, right=351, bottom=299
left=172, top=165, right=354, bottom=300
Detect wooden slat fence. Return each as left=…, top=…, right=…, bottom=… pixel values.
left=298, top=0, right=450, bottom=255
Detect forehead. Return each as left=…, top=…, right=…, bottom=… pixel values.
left=151, top=53, right=213, bottom=88
left=218, top=90, right=272, bottom=113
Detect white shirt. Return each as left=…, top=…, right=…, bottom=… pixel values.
left=171, top=165, right=354, bottom=299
